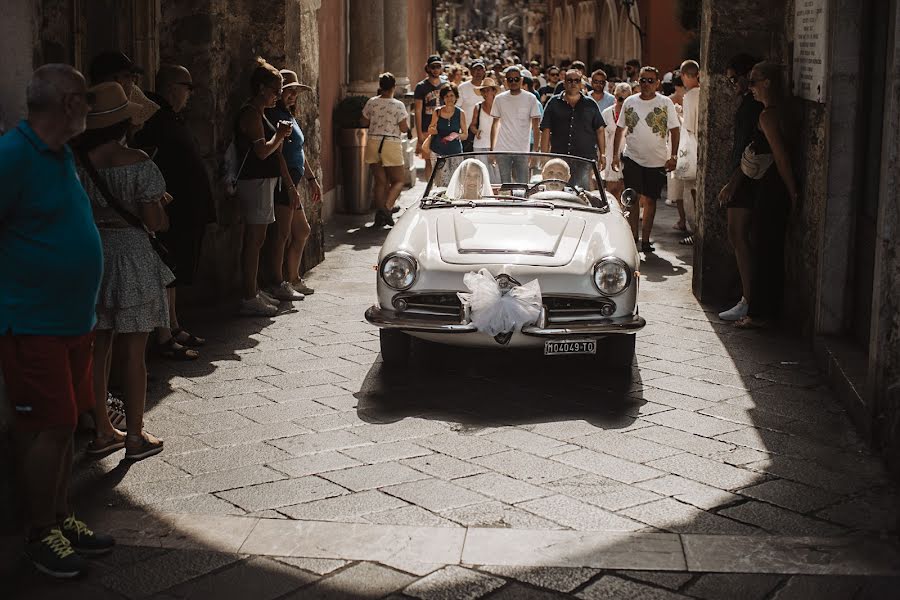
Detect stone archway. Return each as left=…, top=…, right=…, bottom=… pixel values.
left=617, top=2, right=642, bottom=65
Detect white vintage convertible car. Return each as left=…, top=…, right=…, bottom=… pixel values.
left=365, top=152, right=644, bottom=369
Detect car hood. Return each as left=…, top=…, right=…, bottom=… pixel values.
left=437, top=207, right=586, bottom=266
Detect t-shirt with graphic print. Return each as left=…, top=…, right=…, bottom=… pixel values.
left=362, top=96, right=408, bottom=138
left=616, top=92, right=680, bottom=168
left=414, top=78, right=443, bottom=123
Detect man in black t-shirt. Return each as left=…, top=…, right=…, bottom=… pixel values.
left=538, top=66, right=560, bottom=105
left=414, top=54, right=446, bottom=180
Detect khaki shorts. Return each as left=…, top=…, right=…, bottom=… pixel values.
left=236, top=177, right=277, bottom=225
left=365, top=137, right=404, bottom=167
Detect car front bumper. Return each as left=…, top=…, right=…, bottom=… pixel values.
left=364, top=305, right=645, bottom=337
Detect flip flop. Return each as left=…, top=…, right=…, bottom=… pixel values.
left=156, top=337, right=200, bottom=361
left=86, top=431, right=126, bottom=455
left=679, top=235, right=694, bottom=245
left=125, top=433, right=164, bottom=461
left=172, top=328, right=206, bottom=348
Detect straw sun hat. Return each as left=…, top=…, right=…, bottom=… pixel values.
left=474, top=77, right=500, bottom=96
left=85, top=81, right=144, bottom=129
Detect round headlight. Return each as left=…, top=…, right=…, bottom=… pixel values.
left=380, top=253, right=417, bottom=290
left=593, top=258, right=631, bottom=296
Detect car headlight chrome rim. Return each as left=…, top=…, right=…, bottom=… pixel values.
left=380, top=252, right=418, bottom=290
left=592, top=257, right=631, bottom=296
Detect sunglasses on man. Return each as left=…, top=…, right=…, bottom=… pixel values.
left=591, top=79, right=606, bottom=86
left=506, top=76, right=521, bottom=83
left=564, top=77, right=581, bottom=83
left=639, top=77, right=657, bottom=84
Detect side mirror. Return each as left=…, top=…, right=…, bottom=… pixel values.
left=621, top=188, right=637, bottom=208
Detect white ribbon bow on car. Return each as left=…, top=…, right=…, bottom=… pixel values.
left=457, top=269, right=543, bottom=337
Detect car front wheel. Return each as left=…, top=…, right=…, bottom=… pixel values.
left=379, top=329, right=411, bottom=368
left=597, top=334, right=636, bottom=369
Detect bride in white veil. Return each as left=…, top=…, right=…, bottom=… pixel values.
left=445, top=158, right=493, bottom=200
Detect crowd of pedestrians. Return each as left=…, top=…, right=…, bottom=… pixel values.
left=411, top=36, right=797, bottom=330
left=0, top=51, right=322, bottom=578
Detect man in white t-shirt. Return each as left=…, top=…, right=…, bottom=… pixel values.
left=458, top=60, right=486, bottom=130
left=612, top=66, right=680, bottom=253
left=490, top=66, right=542, bottom=183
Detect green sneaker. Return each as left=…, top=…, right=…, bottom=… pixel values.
left=60, top=515, right=115, bottom=556
left=25, top=528, right=88, bottom=578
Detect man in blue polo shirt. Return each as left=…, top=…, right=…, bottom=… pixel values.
left=0, top=64, right=113, bottom=578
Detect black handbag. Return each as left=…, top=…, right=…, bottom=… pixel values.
left=77, top=149, right=169, bottom=261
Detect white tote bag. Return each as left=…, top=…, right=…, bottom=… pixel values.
left=675, top=131, right=697, bottom=181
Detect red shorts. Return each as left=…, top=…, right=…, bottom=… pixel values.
left=0, top=332, right=96, bottom=432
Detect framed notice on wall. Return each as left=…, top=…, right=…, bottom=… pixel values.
left=793, top=0, right=829, bottom=102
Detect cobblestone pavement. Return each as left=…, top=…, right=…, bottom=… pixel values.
left=4, top=181, right=899, bottom=599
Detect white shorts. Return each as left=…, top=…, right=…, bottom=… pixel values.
left=236, top=178, right=277, bottom=225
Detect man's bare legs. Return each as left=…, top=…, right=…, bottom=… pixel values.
left=14, top=428, right=72, bottom=538
left=641, top=195, right=657, bottom=245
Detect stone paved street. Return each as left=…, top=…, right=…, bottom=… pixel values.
left=3, top=181, right=899, bottom=598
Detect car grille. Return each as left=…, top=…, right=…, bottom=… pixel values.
left=392, top=292, right=462, bottom=316
left=392, top=292, right=615, bottom=321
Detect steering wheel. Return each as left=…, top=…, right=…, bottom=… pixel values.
left=526, top=179, right=572, bottom=197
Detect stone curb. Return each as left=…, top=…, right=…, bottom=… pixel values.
left=87, top=509, right=900, bottom=576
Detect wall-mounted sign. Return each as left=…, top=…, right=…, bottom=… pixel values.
left=793, top=0, right=828, bottom=103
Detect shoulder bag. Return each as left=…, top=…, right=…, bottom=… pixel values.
left=77, top=149, right=169, bottom=261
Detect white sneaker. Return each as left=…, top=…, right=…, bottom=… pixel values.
left=258, top=289, right=279, bottom=306
left=269, top=281, right=305, bottom=302
left=665, top=198, right=675, bottom=206
left=239, top=294, right=278, bottom=317
left=718, top=297, right=749, bottom=321
left=291, top=279, right=315, bottom=295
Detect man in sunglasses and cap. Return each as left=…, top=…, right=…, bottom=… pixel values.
left=414, top=54, right=446, bottom=179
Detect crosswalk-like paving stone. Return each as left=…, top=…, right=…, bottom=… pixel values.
left=279, top=490, right=408, bottom=521
left=164, top=443, right=294, bottom=475
left=364, top=504, right=459, bottom=528
left=272, top=557, right=348, bottom=576
left=483, top=429, right=573, bottom=457
left=402, top=453, right=489, bottom=480
left=320, top=461, right=429, bottom=491
left=284, top=562, right=415, bottom=599
left=454, top=473, right=550, bottom=504
left=474, top=450, right=587, bottom=484
left=440, top=500, right=562, bottom=529
left=646, top=453, right=761, bottom=490
left=479, top=566, right=600, bottom=593
left=620, top=498, right=759, bottom=534
left=635, top=474, right=741, bottom=510
left=617, top=571, right=693, bottom=590
left=569, top=431, right=683, bottom=463
left=382, top=478, right=491, bottom=512
left=545, top=474, right=663, bottom=511
left=646, top=409, right=745, bottom=438
left=738, top=478, right=839, bottom=514
left=576, top=575, right=694, bottom=599
left=403, top=566, right=505, bottom=600
left=340, top=440, right=432, bottom=464
left=684, top=573, right=783, bottom=600
left=418, top=432, right=510, bottom=459
left=645, top=375, right=746, bottom=402
left=743, top=456, right=872, bottom=495
left=269, top=429, right=372, bottom=456
left=216, top=475, right=347, bottom=512
left=195, top=421, right=309, bottom=448
left=100, top=549, right=241, bottom=599
left=552, top=449, right=663, bottom=484
left=718, top=500, right=846, bottom=536
left=517, top=494, right=644, bottom=531
left=486, top=582, right=571, bottom=599
left=627, top=425, right=737, bottom=457
left=237, top=398, right=335, bottom=424
left=269, top=450, right=362, bottom=477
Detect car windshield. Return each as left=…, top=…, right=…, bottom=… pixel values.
left=424, top=152, right=605, bottom=203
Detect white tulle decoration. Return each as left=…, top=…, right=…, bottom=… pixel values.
left=457, top=269, right=543, bottom=336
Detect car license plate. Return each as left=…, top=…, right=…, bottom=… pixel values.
left=544, top=339, right=597, bottom=355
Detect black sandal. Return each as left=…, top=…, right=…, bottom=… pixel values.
left=172, top=328, right=206, bottom=348
left=156, top=337, right=200, bottom=361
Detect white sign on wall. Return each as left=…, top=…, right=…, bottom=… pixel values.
left=793, top=0, right=828, bottom=102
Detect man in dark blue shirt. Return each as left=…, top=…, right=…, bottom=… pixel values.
left=539, top=69, right=606, bottom=189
